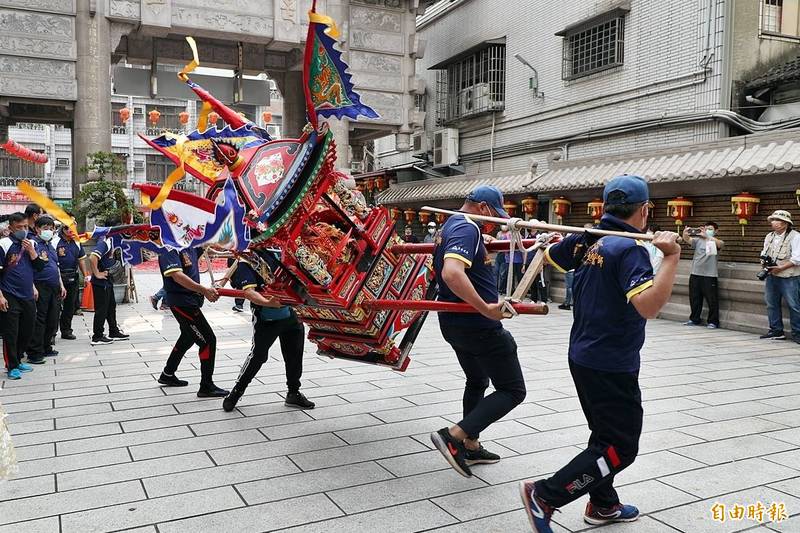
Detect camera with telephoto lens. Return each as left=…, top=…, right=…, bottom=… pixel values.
left=757, top=255, right=778, bottom=281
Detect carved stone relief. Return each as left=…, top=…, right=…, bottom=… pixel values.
left=172, top=7, right=274, bottom=39
left=281, top=0, right=296, bottom=20
left=0, top=9, right=76, bottom=60
left=348, top=50, right=401, bottom=74
left=0, top=9, right=74, bottom=39
left=108, top=0, right=141, bottom=20
left=350, top=6, right=401, bottom=33
left=351, top=0, right=403, bottom=9
left=350, top=29, right=403, bottom=54
left=354, top=72, right=403, bottom=92
left=0, top=0, right=75, bottom=15
left=141, top=0, right=171, bottom=28
left=0, top=55, right=77, bottom=99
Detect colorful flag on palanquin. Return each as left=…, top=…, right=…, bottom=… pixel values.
left=136, top=177, right=251, bottom=253
left=303, top=1, right=379, bottom=128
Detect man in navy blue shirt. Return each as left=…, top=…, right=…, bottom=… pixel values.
left=157, top=247, right=227, bottom=398
left=27, top=216, right=66, bottom=363
left=0, top=212, right=44, bottom=379
left=429, top=185, right=526, bottom=478
left=220, top=255, right=314, bottom=411
left=89, top=231, right=129, bottom=345
left=520, top=175, right=680, bottom=532
left=54, top=223, right=89, bottom=340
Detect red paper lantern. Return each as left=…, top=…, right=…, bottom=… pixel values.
left=731, top=192, right=760, bottom=236
left=148, top=109, right=161, bottom=126
left=262, top=111, right=272, bottom=123
left=503, top=201, right=518, bottom=217
left=208, top=111, right=220, bottom=126
left=667, top=196, right=693, bottom=227
left=404, top=209, right=416, bottom=223
left=119, top=107, right=131, bottom=124
left=587, top=198, right=604, bottom=224
left=419, top=212, right=431, bottom=224
left=179, top=111, right=190, bottom=125
left=552, top=197, right=572, bottom=222
left=365, top=178, right=375, bottom=192
left=389, top=207, right=401, bottom=221
left=375, top=176, right=387, bottom=191
left=521, top=196, right=538, bottom=218
left=435, top=212, right=447, bottom=225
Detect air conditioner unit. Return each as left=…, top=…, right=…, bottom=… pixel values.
left=350, top=161, right=365, bottom=174
left=458, top=87, right=474, bottom=116
left=473, top=82, right=491, bottom=110
left=55, top=158, right=69, bottom=168
left=412, top=132, right=429, bottom=156
left=133, top=160, right=145, bottom=170
left=432, top=128, right=459, bottom=168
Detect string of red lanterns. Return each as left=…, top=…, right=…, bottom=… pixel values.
left=1, top=139, right=48, bottom=164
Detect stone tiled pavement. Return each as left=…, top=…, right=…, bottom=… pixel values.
left=2, top=273, right=800, bottom=532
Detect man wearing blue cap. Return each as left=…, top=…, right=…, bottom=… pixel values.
left=520, top=175, right=680, bottom=532
left=429, top=185, right=527, bottom=478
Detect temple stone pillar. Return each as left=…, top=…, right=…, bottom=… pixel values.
left=74, top=0, right=112, bottom=188
left=279, top=70, right=307, bottom=139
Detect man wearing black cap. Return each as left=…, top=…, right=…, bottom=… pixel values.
left=429, top=185, right=526, bottom=478
left=520, top=175, right=680, bottom=532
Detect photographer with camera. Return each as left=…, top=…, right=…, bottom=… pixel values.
left=759, top=210, right=800, bottom=342
left=682, top=222, right=723, bottom=329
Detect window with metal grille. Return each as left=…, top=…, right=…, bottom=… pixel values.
left=145, top=105, right=186, bottom=135
left=0, top=153, right=44, bottom=181
left=560, top=14, right=625, bottom=80
left=145, top=154, right=173, bottom=183
left=433, top=43, right=506, bottom=125
left=762, top=0, right=800, bottom=37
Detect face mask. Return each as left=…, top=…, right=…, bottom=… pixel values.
left=12, top=230, right=27, bottom=241
left=428, top=228, right=435, bottom=234
left=40, top=230, right=54, bottom=241
left=706, top=229, right=715, bottom=237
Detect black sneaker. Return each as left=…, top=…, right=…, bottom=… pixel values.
left=44, top=350, right=59, bottom=357
left=285, top=391, right=315, bottom=409
left=197, top=384, right=229, bottom=398
left=430, top=427, right=472, bottom=477
left=149, top=295, right=159, bottom=310
left=91, top=336, right=113, bottom=345
left=223, top=388, right=244, bottom=412
left=27, top=355, right=46, bottom=365
left=61, top=333, right=76, bottom=340
left=465, top=444, right=501, bottom=465
left=158, top=372, right=188, bottom=387
left=109, top=331, right=130, bottom=341
left=231, top=305, right=244, bottom=313
left=760, top=330, right=786, bottom=340
left=557, top=304, right=571, bottom=310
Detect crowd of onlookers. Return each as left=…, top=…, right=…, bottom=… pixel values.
left=1, top=205, right=129, bottom=380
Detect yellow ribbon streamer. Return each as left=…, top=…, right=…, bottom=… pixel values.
left=309, top=11, right=341, bottom=38
left=197, top=101, right=212, bottom=132
left=17, top=180, right=79, bottom=237
left=177, top=36, right=199, bottom=82
left=146, top=166, right=185, bottom=211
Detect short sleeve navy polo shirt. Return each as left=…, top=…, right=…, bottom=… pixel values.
left=546, top=214, right=654, bottom=373
left=90, top=239, right=116, bottom=288
left=231, top=260, right=291, bottom=321
left=159, top=247, right=204, bottom=307
left=0, top=236, right=36, bottom=300
left=54, top=236, right=86, bottom=272
left=433, top=213, right=500, bottom=329
left=33, top=237, right=61, bottom=288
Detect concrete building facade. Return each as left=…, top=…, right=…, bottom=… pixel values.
left=372, top=0, right=800, bottom=333
left=0, top=0, right=432, bottom=199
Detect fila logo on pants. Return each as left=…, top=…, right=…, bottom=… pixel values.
left=565, top=474, right=594, bottom=494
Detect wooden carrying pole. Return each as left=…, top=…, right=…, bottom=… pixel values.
left=390, top=239, right=539, bottom=255
left=420, top=206, right=654, bottom=241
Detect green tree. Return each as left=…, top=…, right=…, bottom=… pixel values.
left=79, top=151, right=126, bottom=181
left=73, top=180, right=137, bottom=229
